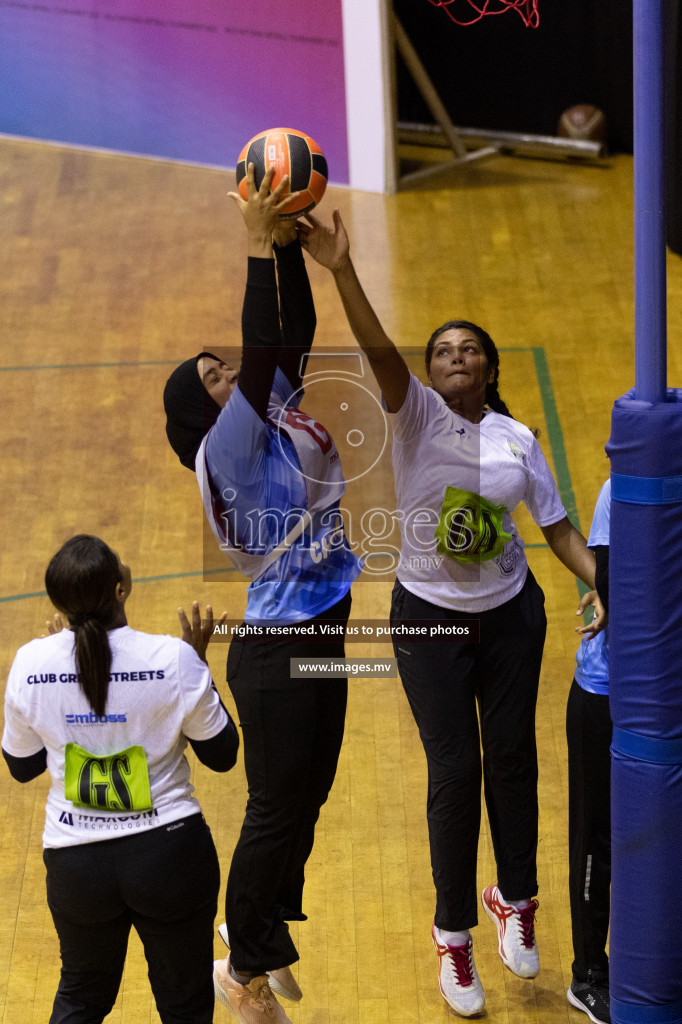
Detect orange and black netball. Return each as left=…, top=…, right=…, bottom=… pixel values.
left=236, top=128, right=328, bottom=218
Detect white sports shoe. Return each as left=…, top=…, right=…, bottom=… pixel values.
left=217, top=922, right=302, bottom=1002
left=431, top=923, right=486, bottom=1018
left=481, top=884, right=539, bottom=979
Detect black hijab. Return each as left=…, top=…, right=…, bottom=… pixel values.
left=163, top=352, right=224, bottom=471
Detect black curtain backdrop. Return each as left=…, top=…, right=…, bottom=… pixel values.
left=393, top=0, right=682, bottom=254
left=393, top=0, right=634, bottom=150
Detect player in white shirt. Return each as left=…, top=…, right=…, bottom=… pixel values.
left=299, top=210, right=603, bottom=1019
left=2, top=534, right=238, bottom=1024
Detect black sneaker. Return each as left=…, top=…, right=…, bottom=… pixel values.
left=567, top=976, right=611, bottom=1024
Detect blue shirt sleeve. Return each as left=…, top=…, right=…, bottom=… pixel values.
left=588, top=479, right=611, bottom=548
left=203, top=388, right=270, bottom=549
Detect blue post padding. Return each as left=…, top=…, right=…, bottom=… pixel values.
left=606, top=391, right=682, bottom=737
left=611, top=472, right=682, bottom=504
left=608, top=389, right=682, bottom=476
left=606, top=391, right=682, bottom=1016
left=613, top=726, right=682, bottom=764
left=610, top=751, right=682, bottom=1019
left=612, top=993, right=682, bottom=1024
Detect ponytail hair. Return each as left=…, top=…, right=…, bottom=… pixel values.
left=424, top=319, right=514, bottom=420
left=45, top=535, right=121, bottom=718
left=484, top=378, right=514, bottom=418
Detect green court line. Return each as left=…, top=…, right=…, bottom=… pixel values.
left=0, top=347, right=577, bottom=606
left=530, top=348, right=581, bottom=532
left=0, top=589, right=47, bottom=604
left=530, top=347, right=588, bottom=604
left=0, top=569, right=232, bottom=604
left=0, top=360, right=179, bottom=372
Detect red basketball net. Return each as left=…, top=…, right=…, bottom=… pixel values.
left=426, top=0, right=539, bottom=28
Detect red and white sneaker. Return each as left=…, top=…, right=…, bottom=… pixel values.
left=481, top=885, right=539, bottom=979
left=431, top=923, right=485, bottom=1018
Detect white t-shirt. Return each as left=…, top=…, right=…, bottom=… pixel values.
left=2, top=626, right=228, bottom=848
left=390, top=374, right=566, bottom=612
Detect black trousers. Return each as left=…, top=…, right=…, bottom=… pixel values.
left=391, top=572, right=547, bottom=931
left=225, top=592, right=350, bottom=973
left=44, top=813, right=220, bottom=1024
left=566, top=678, right=612, bottom=981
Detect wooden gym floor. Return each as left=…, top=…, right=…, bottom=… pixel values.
left=1, top=135, right=681, bottom=1023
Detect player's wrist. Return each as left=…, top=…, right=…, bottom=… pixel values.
left=247, top=233, right=274, bottom=258
left=331, top=254, right=352, bottom=276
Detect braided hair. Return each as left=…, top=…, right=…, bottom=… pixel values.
left=45, top=535, right=122, bottom=718
left=424, top=319, right=514, bottom=419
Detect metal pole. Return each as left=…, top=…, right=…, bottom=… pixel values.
left=634, top=0, right=667, bottom=401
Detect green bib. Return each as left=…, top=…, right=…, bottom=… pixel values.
left=435, top=486, right=511, bottom=564
left=64, top=743, right=153, bottom=813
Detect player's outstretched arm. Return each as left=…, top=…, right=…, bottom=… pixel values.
left=272, top=219, right=316, bottom=388
left=299, top=210, right=410, bottom=412
left=225, top=164, right=297, bottom=421
left=177, top=602, right=239, bottom=771
left=228, top=163, right=298, bottom=257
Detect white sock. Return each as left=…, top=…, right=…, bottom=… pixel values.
left=436, top=926, right=471, bottom=947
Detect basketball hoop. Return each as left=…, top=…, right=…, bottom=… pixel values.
left=426, top=0, right=540, bottom=29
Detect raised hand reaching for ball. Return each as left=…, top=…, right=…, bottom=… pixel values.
left=228, top=163, right=299, bottom=257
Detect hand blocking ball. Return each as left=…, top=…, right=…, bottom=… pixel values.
left=236, top=128, right=328, bottom=218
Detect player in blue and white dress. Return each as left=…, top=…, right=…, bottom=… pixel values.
left=567, top=479, right=611, bottom=1024
left=164, top=167, right=362, bottom=1023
